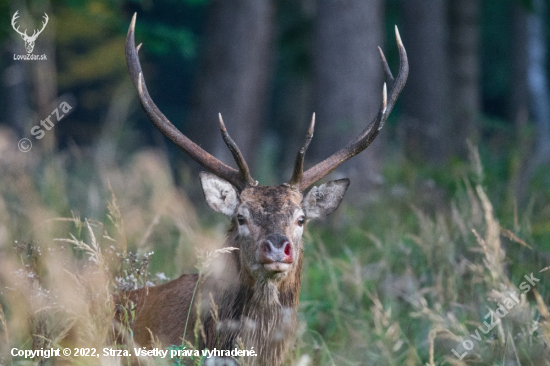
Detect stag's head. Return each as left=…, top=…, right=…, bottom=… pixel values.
left=125, top=13, right=408, bottom=284
left=11, top=11, right=49, bottom=54
left=200, top=170, right=349, bottom=282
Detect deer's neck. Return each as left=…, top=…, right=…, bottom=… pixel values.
left=235, top=251, right=302, bottom=365
left=201, top=241, right=303, bottom=365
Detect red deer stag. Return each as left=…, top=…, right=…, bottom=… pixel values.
left=119, top=13, right=408, bottom=366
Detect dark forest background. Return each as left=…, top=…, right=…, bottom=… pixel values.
left=1, top=1, right=550, bottom=364
left=1, top=0, right=549, bottom=201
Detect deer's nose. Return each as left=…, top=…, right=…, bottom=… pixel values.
left=259, top=234, right=293, bottom=264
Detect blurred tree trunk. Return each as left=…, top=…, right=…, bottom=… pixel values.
left=190, top=0, right=274, bottom=170
left=527, top=0, right=550, bottom=164
left=31, top=1, right=58, bottom=153
left=5, top=49, right=31, bottom=139
left=310, top=0, right=384, bottom=195
left=509, top=3, right=529, bottom=128
left=449, top=0, right=480, bottom=154
left=7, top=2, right=57, bottom=152
left=509, top=3, right=531, bottom=204
left=400, top=0, right=450, bottom=164
left=270, top=2, right=314, bottom=186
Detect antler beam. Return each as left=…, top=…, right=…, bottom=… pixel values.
left=11, top=11, right=48, bottom=40
left=294, top=26, right=409, bottom=190
left=11, top=11, right=27, bottom=38
left=32, top=14, right=49, bottom=39
left=126, top=13, right=256, bottom=190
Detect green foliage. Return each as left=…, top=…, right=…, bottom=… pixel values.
left=1, top=0, right=550, bottom=364
left=139, top=21, right=197, bottom=58
left=516, top=0, right=535, bottom=12
left=183, top=0, right=209, bottom=6
left=1, top=136, right=549, bottom=364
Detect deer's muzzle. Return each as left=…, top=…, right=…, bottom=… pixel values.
left=259, top=234, right=293, bottom=272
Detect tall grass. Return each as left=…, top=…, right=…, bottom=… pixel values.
left=0, top=129, right=548, bottom=365
left=298, top=147, right=550, bottom=365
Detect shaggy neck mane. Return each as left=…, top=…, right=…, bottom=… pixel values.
left=200, top=233, right=303, bottom=365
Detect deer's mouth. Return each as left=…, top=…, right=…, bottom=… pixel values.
left=262, top=262, right=291, bottom=273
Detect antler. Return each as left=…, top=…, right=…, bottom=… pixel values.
left=11, top=11, right=48, bottom=40
left=126, top=13, right=256, bottom=190
left=11, top=11, right=28, bottom=38
left=29, top=13, right=48, bottom=41
left=290, top=26, right=409, bottom=191
left=289, top=113, right=315, bottom=186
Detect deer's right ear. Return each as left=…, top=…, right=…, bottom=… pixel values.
left=199, top=172, right=239, bottom=216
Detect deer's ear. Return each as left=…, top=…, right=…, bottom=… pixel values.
left=199, top=172, right=239, bottom=216
left=302, top=179, right=350, bottom=220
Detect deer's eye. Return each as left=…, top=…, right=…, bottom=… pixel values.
left=237, top=214, right=246, bottom=225
left=297, top=216, right=305, bottom=227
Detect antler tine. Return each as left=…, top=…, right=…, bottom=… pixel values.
left=387, top=26, right=408, bottom=110
left=218, top=114, right=257, bottom=186
left=126, top=13, right=251, bottom=190
left=378, top=46, right=394, bottom=82
left=11, top=11, right=28, bottom=37
left=299, top=26, right=408, bottom=191
left=38, top=13, right=49, bottom=33
left=289, top=113, right=315, bottom=186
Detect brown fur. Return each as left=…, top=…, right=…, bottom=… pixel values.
left=116, top=185, right=306, bottom=366
left=122, top=13, right=405, bottom=362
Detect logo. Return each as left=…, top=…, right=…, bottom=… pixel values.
left=11, top=10, right=48, bottom=55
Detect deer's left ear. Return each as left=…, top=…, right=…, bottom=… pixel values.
left=302, top=179, right=350, bottom=220
left=199, top=171, right=239, bottom=216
